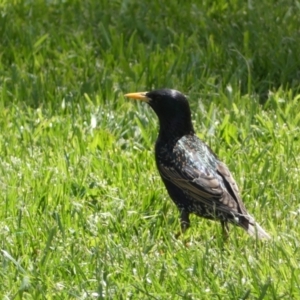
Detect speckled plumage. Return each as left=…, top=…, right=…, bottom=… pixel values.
left=125, top=89, right=270, bottom=239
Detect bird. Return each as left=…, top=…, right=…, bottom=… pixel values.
left=125, top=89, right=270, bottom=239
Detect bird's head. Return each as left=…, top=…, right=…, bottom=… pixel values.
left=125, top=88, right=195, bottom=140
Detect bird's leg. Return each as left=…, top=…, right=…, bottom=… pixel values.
left=221, top=220, right=229, bottom=240
left=180, top=209, right=190, bottom=233
left=175, top=209, right=190, bottom=238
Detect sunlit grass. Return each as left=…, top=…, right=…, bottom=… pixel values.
left=0, top=0, right=300, bottom=299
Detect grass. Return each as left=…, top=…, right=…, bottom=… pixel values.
left=0, top=0, right=300, bottom=299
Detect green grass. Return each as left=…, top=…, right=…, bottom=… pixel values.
left=0, top=0, right=300, bottom=299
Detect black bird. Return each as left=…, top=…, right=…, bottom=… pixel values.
left=125, top=89, right=270, bottom=239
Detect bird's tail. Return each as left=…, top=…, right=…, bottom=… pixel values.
left=240, top=215, right=271, bottom=239
left=246, top=222, right=271, bottom=239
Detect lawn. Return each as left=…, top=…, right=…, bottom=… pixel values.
left=0, top=0, right=300, bottom=299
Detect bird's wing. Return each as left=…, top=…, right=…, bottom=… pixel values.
left=158, top=150, right=249, bottom=218
left=215, top=161, right=249, bottom=216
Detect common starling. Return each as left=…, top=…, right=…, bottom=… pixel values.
left=125, top=89, right=270, bottom=239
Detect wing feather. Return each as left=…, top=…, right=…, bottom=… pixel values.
left=158, top=147, right=250, bottom=219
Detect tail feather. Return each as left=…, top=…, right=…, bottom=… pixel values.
left=246, top=222, right=271, bottom=239
left=239, top=215, right=271, bottom=239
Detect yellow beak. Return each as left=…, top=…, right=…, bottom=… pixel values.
left=124, top=92, right=150, bottom=102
